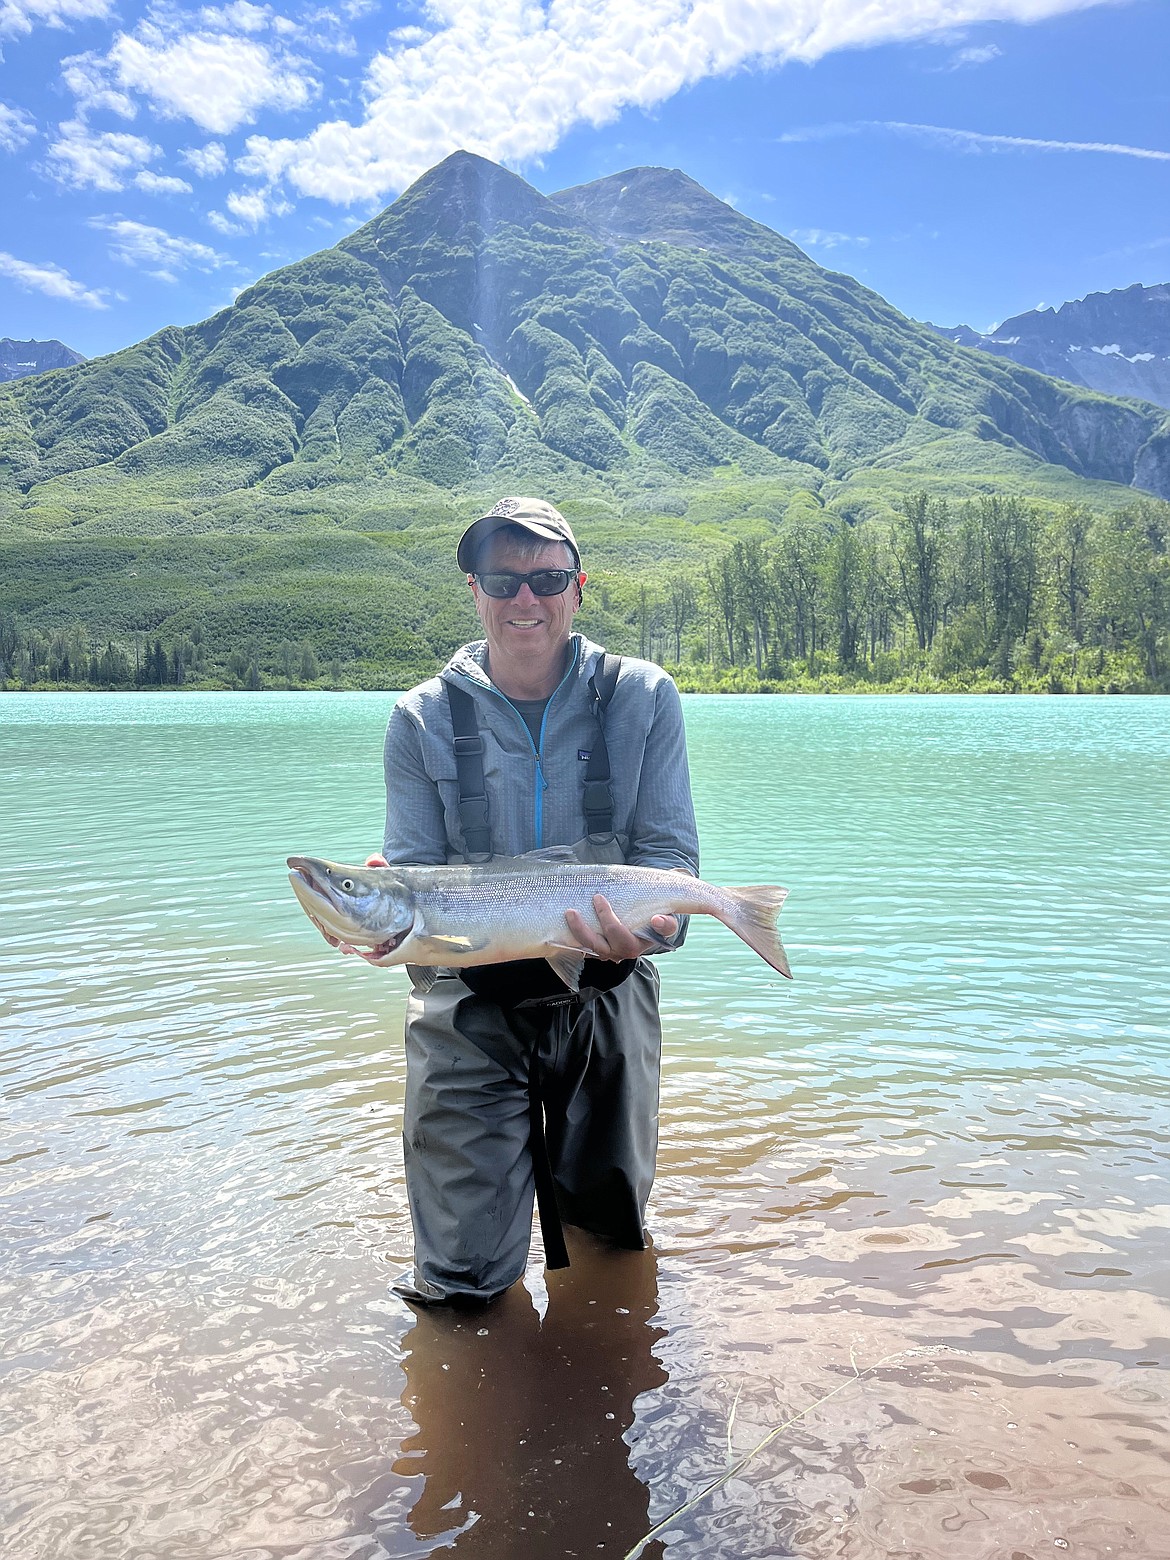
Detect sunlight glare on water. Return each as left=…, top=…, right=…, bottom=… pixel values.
left=2, top=691, right=1169, bottom=1559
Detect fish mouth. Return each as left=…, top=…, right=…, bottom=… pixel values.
left=287, top=862, right=407, bottom=961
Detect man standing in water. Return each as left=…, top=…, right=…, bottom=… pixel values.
left=372, top=497, right=699, bottom=1305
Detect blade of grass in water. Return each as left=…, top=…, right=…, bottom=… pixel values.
left=623, top=1345, right=963, bottom=1560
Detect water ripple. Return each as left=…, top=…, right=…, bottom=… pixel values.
left=3, top=692, right=1169, bottom=1557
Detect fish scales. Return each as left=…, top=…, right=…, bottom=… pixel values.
left=286, top=854, right=792, bottom=989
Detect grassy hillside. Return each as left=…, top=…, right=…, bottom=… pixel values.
left=1, top=152, right=1167, bottom=692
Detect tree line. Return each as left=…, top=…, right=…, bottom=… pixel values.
left=2, top=492, right=1166, bottom=693
left=0, top=621, right=342, bottom=691
left=632, top=495, right=1169, bottom=691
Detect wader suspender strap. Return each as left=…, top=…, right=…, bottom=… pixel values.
left=528, top=1057, right=570, bottom=1270
left=444, top=654, right=623, bottom=854
left=583, top=653, right=620, bottom=837
left=442, top=655, right=623, bottom=1273
left=445, top=681, right=492, bottom=858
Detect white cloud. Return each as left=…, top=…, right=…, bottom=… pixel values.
left=91, top=217, right=228, bottom=280
left=947, top=43, right=1002, bottom=66
left=225, top=185, right=290, bottom=224
left=0, top=249, right=107, bottom=307
left=207, top=207, right=244, bottom=234
left=46, top=120, right=158, bottom=190
left=790, top=226, right=870, bottom=249
left=180, top=140, right=229, bottom=176
left=61, top=49, right=137, bottom=117
left=0, top=0, right=111, bottom=38
left=107, top=25, right=319, bottom=134
left=135, top=169, right=194, bottom=194
left=231, top=0, right=1117, bottom=205
left=0, top=101, right=36, bottom=151
left=198, top=0, right=270, bottom=33
left=193, top=0, right=357, bottom=54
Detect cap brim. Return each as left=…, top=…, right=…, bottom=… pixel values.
left=457, top=514, right=580, bottom=572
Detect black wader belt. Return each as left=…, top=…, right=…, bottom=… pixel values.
left=442, top=654, right=623, bottom=1272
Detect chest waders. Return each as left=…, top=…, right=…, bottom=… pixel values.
left=443, top=655, right=622, bottom=1273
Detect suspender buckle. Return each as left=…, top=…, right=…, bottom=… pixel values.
left=452, top=734, right=484, bottom=757
left=459, top=796, right=490, bottom=831
left=583, top=780, right=614, bottom=815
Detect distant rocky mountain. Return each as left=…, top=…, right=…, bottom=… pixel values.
left=0, top=338, right=85, bottom=383
left=928, top=284, right=1170, bottom=409
left=2, top=153, right=1169, bottom=513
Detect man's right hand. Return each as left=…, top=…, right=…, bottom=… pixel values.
left=365, top=854, right=388, bottom=867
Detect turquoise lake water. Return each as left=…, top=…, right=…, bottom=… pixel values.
left=2, top=692, right=1169, bottom=1559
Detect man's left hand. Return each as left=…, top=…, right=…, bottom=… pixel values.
left=564, top=894, right=678, bottom=961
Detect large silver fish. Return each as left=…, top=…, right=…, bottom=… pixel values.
left=286, top=849, right=791, bottom=992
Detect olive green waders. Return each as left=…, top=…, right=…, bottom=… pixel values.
left=393, top=959, right=662, bottom=1305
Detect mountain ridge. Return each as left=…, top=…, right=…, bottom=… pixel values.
left=1, top=150, right=1168, bottom=519
left=0, top=338, right=85, bottom=383
left=549, top=166, right=805, bottom=260
left=929, top=283, right=1170, bottom=409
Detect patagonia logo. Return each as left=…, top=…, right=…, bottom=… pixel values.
left=578, top=749, right=591, bottom=761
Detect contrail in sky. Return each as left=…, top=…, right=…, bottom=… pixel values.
left=779, top=121, right=1170, bottom=161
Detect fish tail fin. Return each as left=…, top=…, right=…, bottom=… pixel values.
left=722, top=886, right=792, bottom=978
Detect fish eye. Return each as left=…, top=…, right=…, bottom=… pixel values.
left=340, top=878, right=355, bottom=892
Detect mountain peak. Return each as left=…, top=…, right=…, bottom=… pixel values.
left=347, top=150, right=569, bottom=259
left=550, top=165, right=802, bottom=260
left=1, top=337, right=85, bottom=383
left=928, top=280, right=1170, bottom=408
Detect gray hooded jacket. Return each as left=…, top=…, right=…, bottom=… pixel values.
left=382, top=633, right=699, bottom=877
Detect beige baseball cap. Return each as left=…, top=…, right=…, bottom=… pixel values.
left=457, top=497, right=581, bottom=573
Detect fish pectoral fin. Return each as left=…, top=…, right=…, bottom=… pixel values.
left=423, top=934, right=481, bottom=951
left=631, top=923, right=675, bottom=951
left=544, top=943, right=587, bottom=993
left=408, top=964, right=439, bottom=994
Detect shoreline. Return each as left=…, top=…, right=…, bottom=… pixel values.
left=2, top=679, right=1164, bottom=697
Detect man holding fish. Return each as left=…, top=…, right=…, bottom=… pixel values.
left=293, top=498, right=787, bottom=1306
left=375, top=496, right=701, bottom=1306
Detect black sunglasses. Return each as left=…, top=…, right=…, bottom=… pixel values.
left=474, top=568, right=577, bottom=599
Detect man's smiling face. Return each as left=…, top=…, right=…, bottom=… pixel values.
left=470, top=536, right=583, bottom=668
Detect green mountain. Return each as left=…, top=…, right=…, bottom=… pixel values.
left=2, top=151, right=1168, bottom=692
left=2, top=150, right=1168, bottom=522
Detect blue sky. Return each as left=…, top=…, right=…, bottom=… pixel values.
left=2, top=0, right=1168, bottom=360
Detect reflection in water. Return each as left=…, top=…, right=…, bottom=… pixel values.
left=390, top=1235, right=666, bottom=1559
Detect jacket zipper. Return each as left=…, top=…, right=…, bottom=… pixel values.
left=453, top=640, right=580, bottom=848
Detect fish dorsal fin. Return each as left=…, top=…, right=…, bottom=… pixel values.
left=517, top=845, right=580, bottom=864
left=544, top=943, right=586, bottom=993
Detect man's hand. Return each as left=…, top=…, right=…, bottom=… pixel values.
left=365, top=854, right=389, bottom=867
left=564, top=895, right=678, bottom=962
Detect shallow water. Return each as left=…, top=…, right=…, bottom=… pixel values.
left=2, top=691, right=1169, bottom=1559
